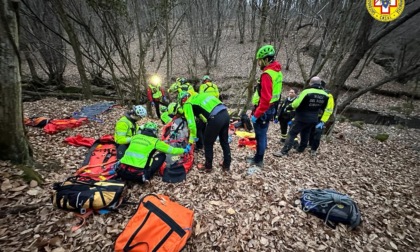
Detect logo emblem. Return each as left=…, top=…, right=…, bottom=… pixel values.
left=366, top=0, right=405, bottom=22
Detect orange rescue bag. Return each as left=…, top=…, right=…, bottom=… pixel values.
left=115, top=194, right=194, bottom=252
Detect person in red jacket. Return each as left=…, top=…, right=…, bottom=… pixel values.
left=147, top=75, right=169, bottom=119
left=247, top=45, right=283, bottom=170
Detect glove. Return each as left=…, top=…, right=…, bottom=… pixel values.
left=316, top=122, right=325, bottom=129
left=184, top=144, right=191, bottom=153
left=151, top=102, right=155, bottom=107
left=251, top=115, right=257, bottom=124
left=194, top=137, right=199, bottom=142
left=273, top=117, right=279, bottom=124
left=288, top=121, right=293, bottom=126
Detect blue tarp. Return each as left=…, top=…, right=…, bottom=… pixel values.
left=73, top=102, right=115, bottom=122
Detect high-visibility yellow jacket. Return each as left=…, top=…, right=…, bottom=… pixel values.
left=114, top=115, right=139, bottom=144
left=120, top=133, right=184, bottom=169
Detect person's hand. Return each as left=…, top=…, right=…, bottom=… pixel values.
left=184, top=144, right=191, bottom=153
left=251, top=115, right=257, bottom=124
left=151, top=102, right=155, bottom=107
left=194, top=137, right=199, bottom=142
left=316, top=122, right=324, bottom=129
left=273, top=117, right=279, bottom=124
left=288, top=120, right=293, bottom=126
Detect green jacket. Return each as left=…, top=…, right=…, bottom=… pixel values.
left=183, top=93, right=222, bottom=143
left=114, top=115, right=139, bottom=145
left=252, top=69, right=283, bottom=105
left=321, top=93, right=335, bottom=123
left=120, top=133, right=184, bottom=169
left=199, top=82, right=219, bottom=99
left=160, top=112, right=172, bottom=125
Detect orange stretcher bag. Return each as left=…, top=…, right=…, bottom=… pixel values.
left=114, top=194, right=194, bottom=252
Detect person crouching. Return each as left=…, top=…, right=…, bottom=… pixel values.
left=117, top=121, right=189, bottom=183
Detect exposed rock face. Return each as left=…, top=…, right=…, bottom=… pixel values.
left=373, top=0, right=420, bottom=83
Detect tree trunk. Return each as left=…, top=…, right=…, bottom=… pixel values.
left=244, top=0, right=268, bottom=111
left=0, top=0, right=33, bottom=164
left=237, top=0, right=246, bottom=44
left=52, top=0, right=91, bottom=99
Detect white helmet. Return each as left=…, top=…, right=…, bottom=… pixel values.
left=133, top=105, right=147, bottom=117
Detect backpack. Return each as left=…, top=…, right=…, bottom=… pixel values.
left=75, top=135, right=118, bottom=181
left=52, top=177, right=127, bottom=214
left=300, top=189, right=361, bottom=229
left=240, top=114, right=253, bottom=131
left=115, top=194, right=194, bottom=252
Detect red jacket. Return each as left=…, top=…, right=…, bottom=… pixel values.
left=147, top=86, right=166, bottom=102
left=254, top=61, right=282, bottom=118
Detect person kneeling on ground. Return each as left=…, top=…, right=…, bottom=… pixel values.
left=114, top=105, right=147, bottom=159
left=117, top=121, right=189, bottom=183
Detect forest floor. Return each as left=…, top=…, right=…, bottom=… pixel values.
left=0, top=97, right=418, bottom=252
left=3, top=34, right=420, bottom=251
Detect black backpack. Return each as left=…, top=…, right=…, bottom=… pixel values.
left=300, top=189, right=361, bottom=229
left=52, top=177, right=127, bottom=214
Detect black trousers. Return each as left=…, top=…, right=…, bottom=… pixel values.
left=196, top=119, right=206, bottom=150
left=204, top=109, right=231, bottom=169
left=279, top=116, right=289, bottom=137
left=145, top=152, right=166, bottom=180
left=282, top=121, right=317, bottom=153
left=309, top=126, right=323, bottom=151
left=154, top=100, right=169, bottom=121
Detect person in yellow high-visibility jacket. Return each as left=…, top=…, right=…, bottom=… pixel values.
left=114, top=105, right=147, bottom=159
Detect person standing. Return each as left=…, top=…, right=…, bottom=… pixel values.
left=114, top=105, right=147, bottom=159
left=308, top=80, right=335, bottom=156
left=147, top=78, right=169, bottom=119
left=276, top=87, right=298, bottom=143
left=196, top=75, right=220, bottom=151
left=273, top=76, right=329, bottom=157
left=247, top=45, right=283, bottom=168
left=178, top=92, right=231, bottom=173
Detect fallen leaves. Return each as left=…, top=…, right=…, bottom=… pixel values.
left=0, top=98, right=418, bottom=252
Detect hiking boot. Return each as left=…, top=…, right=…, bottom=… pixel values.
left=293, top=140, right=300, bottom=150
left=197, top=163, right=212, bottom=173
left=246, top=156, right=263, bottom=167
left=310, top=150, right=317, bottom=157
left=273, top=151, right=288, bottom=157
left=219, top=161, right=230, bottom=172
left=247, top=166, right=261, bottom=175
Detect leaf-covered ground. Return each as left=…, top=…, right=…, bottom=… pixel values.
left=0, top=98, right=419, bottom=251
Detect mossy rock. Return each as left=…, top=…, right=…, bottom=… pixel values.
left=336, top=115, right=347, bottom=123
left=374, top=133, right=389, bottom=142
left=17, top=164, right=44, bottom=185
left=351, top=121, right=365, bottom=129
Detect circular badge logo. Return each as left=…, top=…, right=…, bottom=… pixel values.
left=366, top=0, right=405, bottom=22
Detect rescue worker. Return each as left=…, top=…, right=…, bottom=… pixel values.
left=196, top=75, right=220, bottom=151
left=168, top=77, right=195, bottom=95
left=247, top=45, right=283, bottom=169
left=147, top=78, right=168, bottom=119
left=273, top=76, right=329, bottom=157
left=118, top=121, right=189, bottom=183
left=199, top=75, right=220, bottom=99
left=276, top=87, right=298, bottom=143
left=160, top=102, right=181, bottom=125
left=178, top=92, right=231, bottom=172
left=114, top=105, right=147, bottom=159
left=308, top=80, right=335, bottom=156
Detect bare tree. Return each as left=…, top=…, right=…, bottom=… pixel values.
left=237, top=0, right=246, bottom=44
left=21, top=0, right=67, bottom=86
left=51, top=0, right=92, bottom=99
left=244, top=0, right=269, bottom=111
left=0, top=0, right=33, bottom=164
